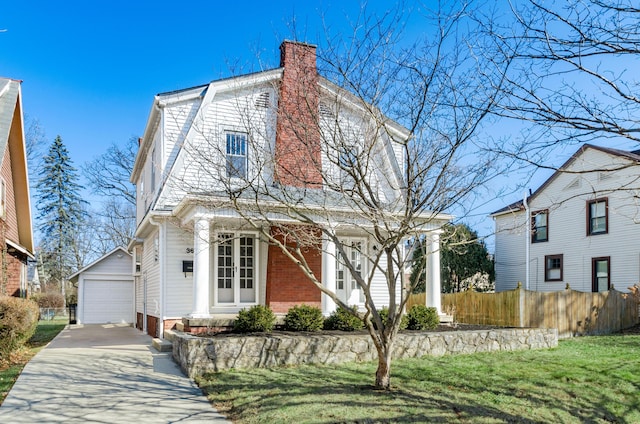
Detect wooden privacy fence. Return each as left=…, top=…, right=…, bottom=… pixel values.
left=407, top=285, right=639, bottom=338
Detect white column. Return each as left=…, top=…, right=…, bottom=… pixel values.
left=425, top=232, right=442, bottom=314
left=191, top=218, right=210, bottom=317
left=322, top=235, right=337, bottom=316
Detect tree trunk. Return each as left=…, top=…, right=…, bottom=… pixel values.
left=374, top=343, right=393, bottom=390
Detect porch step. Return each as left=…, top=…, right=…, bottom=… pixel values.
left=152, top=337, right=173, bottom=353
left=439, top=314, right=454, bottom=324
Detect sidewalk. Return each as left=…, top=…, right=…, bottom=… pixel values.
left=0, top=324, right=229, bottom=423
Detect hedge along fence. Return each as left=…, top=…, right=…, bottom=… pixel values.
left=431, top=284, right=640, bottom=338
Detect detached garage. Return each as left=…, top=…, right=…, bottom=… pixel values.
left=69, top=247, right=133, bottom=324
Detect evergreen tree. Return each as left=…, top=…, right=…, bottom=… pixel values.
left=440, top=223, right=494, bottom=293
left=410, top=223, right=495, bottom=294
left=36, top=136, right=88, bottom=288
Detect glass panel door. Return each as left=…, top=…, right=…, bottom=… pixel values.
left=336, top=249, right=347, bottom=303
left=217, top=234, right=234, bottom=303
left=335, top=239, right=365, bottom=305
left=239, top=235, right=256, bottom=303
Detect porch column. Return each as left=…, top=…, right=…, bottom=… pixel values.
left=322, top=235, right=337, bottom=316
left=425, top=231, right=442, bottom=314
left=191, top=218, right=210, bottom=317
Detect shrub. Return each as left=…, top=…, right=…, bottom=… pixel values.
left=406, top=305, right=439, bottom=330
left=375, top=307, right=408, bottom=330
left=284, top=304, right=324, bottom=332
left=31, top=292, right=65, bottom=309
left=324, top=306, right=363, bottom=331
left=0, top=296, right=39, bottom=356
left=234, top=305, right=276, bottom=333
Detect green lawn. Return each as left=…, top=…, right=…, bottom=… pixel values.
left=0, top=319, right=66, bottom=405
left=198, top=334, right=640, bottom=423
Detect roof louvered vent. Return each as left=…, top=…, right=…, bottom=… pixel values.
left=319, top=102, right=334, bottom=118
left=598, top=171, right=614, bottom=181
left=255, top=92, right=269, bottom=108
left=565, top=177, right=581, bottom=190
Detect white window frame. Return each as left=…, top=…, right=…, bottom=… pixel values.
left=225, top=131, right=248, bottom=179
left=211, top=230, right=260, bottom=308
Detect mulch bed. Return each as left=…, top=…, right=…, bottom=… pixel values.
left=195, top=323, right=506, bottom=338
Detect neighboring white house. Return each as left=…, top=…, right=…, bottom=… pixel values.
left=492, top=144, right=640, bottom=293
left=129, top=41, right=449, bottom=338
left=69, top=247, right=134, bottom=324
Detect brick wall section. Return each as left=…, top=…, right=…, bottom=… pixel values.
left=147, top=315, right=158, bottom=338
left=265, top=226, right=322, bottom=313
left=136, top=312, right=143, bottom=331
left=275, top=41, right=322, bottom=188
left=5, top=251, right=25, bottom=297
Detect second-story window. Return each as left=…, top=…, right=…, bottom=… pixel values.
left=337, top=142, right=359, bottom=188
left=226, top=132, right=247, bottom=179
left=531, top=210, right=548, bottom=243
left=587, top=198, right=608, bottom=235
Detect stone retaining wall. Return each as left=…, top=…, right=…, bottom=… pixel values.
left=173, top=328, right=558, bottom=378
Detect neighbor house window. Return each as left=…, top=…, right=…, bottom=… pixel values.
left=592, top=257, right=610, bottom=292
left=587, top=198, right=608, bottom=235
left=545, top=254, right=563, bottom=282
left=531, top=210, right=548, bottom=243
left=226, top=132, right=247, bottom=178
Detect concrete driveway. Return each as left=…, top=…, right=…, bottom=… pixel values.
left=0, top=324, right=229, bottom=423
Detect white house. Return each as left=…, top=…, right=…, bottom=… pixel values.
left=69, top=247, right=134, bottom=324
left=129, top=41, right=449, bottom=338
left=492, top=144, right=640, bottom=293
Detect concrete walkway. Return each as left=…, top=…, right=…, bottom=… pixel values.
left=0, top=324, right=229, bottom=423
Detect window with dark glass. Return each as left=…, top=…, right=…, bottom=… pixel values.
left=592, top=257, right=610, bottom=292
left=545, top=254, right=563, bottom=282
left=531, top=210, right=548, bottom=242
left=226, top=132, right=247, bottom=178
left=587, top=198, right=608, bottom=235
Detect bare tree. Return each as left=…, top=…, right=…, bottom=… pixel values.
left=166, top=4, right=514, bottom=390
left=24, top=114, right=46, bottom=181
left=484, top=0, right=640, bottom=162
left=84, top=136, right=137, bottom=205
left=83, top=136, right=137, bottom=254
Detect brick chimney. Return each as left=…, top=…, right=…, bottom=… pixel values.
left=274, top=41, right=322, bottom=188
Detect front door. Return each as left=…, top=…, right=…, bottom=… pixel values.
left=336, top=239, right=365, bottom=305
left=216, top=233, right=257, bottom=305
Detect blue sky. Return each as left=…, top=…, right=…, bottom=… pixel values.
left=2, top=1, right=637, bottom=248
left=2, top=1, right=384, bottom=164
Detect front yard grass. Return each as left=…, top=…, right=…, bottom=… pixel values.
left=0, top=319, right=66, bottom=405
left=198, top=334, right=640, bottom=423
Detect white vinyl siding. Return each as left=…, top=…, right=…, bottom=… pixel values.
left=164, top=224, right=194, bottom=317
left=157, top=86, right=275, bottom=209
left=494, top=147, right=640, bottom=293
left=142, top=228, right=161, bottom=318
left=494, top=211, right=527, bottom=291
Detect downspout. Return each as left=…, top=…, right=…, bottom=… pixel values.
left=523, top=192, right=530, bottom=291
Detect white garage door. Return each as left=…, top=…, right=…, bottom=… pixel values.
left=83, top=279, right=133, bottom=324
